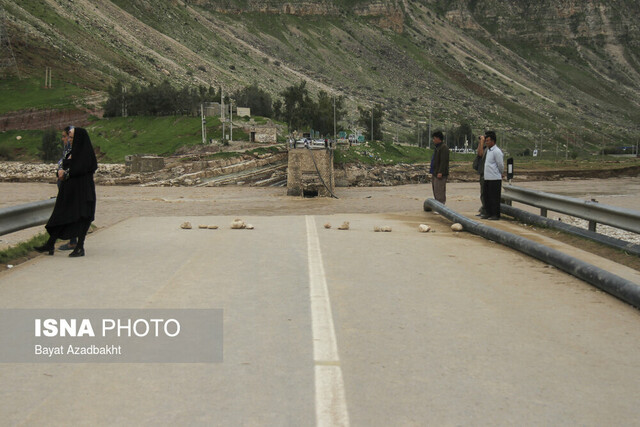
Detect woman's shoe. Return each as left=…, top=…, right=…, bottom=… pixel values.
left=34, top=244, right=54, bottom=255
left=68, top=247, right=85, bottom=257
left=58, top=242, right=76, bottom=251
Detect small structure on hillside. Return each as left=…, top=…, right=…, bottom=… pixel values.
left=125, top=154, right=165, bottom=173
left=246, top=124, right=277, bottom=143
left=203, top=103, right=221, bottom=117
left=237, top=107, right=250, bottom=117
left=287, top=147, right=335, bottom=197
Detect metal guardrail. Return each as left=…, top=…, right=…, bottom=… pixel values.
left=0, top=199, right=55, bottom=236
left=502, top=185, right=640, bottom=234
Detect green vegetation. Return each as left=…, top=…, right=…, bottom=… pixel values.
left=40, top=129, right=60, bottom=162
left=104, top=80, right=219, bottom=117
left=0, top=233, right=49, bottom=264
left=334, top=141, right=432, bottom=165
left=88, top=116, right=208, bottom=162
left=0, top=107, right=274, bottom=163
left=0, top=131, right=49, bottom=161
left=88, top=116, right=250, bottom=163
left=2, top=1, right=639, bottom=156
left=0, top=78, right=88, bottom=115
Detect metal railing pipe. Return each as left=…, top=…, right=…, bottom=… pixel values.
left=500, top=204, right=640, bottom=257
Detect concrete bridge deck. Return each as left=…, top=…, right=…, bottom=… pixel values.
left=1, top=212, right=639, bottom=425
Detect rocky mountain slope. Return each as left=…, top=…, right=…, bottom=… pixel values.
left=1, top=0, right=639, bottom=150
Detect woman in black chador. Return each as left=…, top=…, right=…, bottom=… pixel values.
left=35, top=127, right=97, bottom=257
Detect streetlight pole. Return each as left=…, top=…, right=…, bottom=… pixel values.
left=428, top=109, right=432, bottom=149
left=333, top=95, right=336, bottom=144
left=201, top=103, right=207, bottom=145
left=427, top=71, right=432, bottom=149
left=221, top=86, right=225, bottom=142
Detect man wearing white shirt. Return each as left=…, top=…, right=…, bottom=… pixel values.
left=481, top=131, right=504, bottom=220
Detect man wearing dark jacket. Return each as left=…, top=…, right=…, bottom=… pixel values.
left=429, top=130, right=449, bottom=204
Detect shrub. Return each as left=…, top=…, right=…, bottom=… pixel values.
left=40, top=129, right=60, bottom=163
left=0, top=146, right=13, bottom=160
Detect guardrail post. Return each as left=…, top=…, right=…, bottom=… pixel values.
left=589, top=221, right=597, bottom=232
left=540, top=208, right=547, bottom=217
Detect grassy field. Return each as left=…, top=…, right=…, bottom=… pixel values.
left=0, top=233, right=48, bottom=264
left=0, top=130, right=49, bottom=161
left=0, top=115, right=256, bottom=163
left=88, top=116, right=246, bottom=163
left=0, top=78, right=89, bottom=115
left=334, top=141, right=433, bottom=165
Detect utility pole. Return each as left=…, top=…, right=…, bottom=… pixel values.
left=201, top=103, right=207, bottom=144
left=332, top=96, right=336, bottom=143
left=427, top=71, right=432, bottom=149
left=565, top=131, right=569, bottom=160
left=221, top=86, right=225, bottom=142
left=230, top=100, right=233, bottom=142
left=428, top=110, right=432, bottom=149
left=539, top=137, right=542, bottom=159
left=44, top=66, right=52, bottom=89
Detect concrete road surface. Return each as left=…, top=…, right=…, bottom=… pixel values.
left=1, top=213, right=639, bottom=426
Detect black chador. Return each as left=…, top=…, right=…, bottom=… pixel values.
left=37, top=127, right=97, bottom=257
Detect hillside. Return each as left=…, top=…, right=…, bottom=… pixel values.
left=1, top=0, right=639, bottom=152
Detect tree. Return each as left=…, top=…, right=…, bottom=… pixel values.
left=357, top=104, right=384, bottom=141
left=233, top=84, right=273, bottom=117
left=280, top=81, right=312, bottom=131
left=40, top=129, right=60, bottom=163
left=457, top=122, right=473, bottom=149
left=103, top=81, right=125, bottom=118
left=313, top=91, right=345, bottom=137
left=273, top=99, right=282, bottom=121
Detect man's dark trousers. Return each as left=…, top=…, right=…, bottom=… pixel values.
left=484, top=179, right=502, bottom=218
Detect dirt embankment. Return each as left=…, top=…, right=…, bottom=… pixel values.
left=1, top=156, right=639, bottom=188
left=0, top=109, right=92, bottom=131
